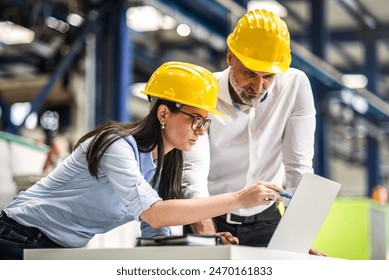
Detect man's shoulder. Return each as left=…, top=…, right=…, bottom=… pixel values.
left=276, top=67, right=309, bottom=84
left=212, top=70, right=224, bottom=79
left=213, top=67, right=230, bottom=80
left=283, top=67, right=307, bottom=77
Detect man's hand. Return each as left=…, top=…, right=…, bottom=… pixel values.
left=189, top=219, right=239, bottom=245
left=309, top=248, right=327, bottom=256
left=216, top=232, right=239, bottom=245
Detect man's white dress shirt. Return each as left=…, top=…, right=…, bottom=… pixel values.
left=183, top=67, right=316, bottom=217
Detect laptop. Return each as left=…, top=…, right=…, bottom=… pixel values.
left=267, top=173, right=341, bottom=254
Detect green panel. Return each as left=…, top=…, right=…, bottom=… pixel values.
left=313, top=198, right=371, bottom=260
left=0, top=131, right=48, bottom=152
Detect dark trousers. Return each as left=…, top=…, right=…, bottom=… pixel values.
left=0, top=211, right=64, bottom=260
left=184, top=203, right=281, bottom=247
left=212, top=216, right=280, bottom=247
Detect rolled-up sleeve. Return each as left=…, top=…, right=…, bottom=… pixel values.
left=140, top=221, right=171, bottom=237
left=101, top=138, right=162, bottom=221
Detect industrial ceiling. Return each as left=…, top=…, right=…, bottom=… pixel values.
left=1, top=0, right=388, bottom=94
left=1, top=0, right=389, bottom=187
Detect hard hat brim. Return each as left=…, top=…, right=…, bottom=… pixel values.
left=228, top=43, right=291, bottom=74
left=141, top=91, right=228, bottom=118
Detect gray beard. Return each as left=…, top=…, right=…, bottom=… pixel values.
left=238, top=89, right=267, bottom=106
left=230, top=72, right=267, bottom=106
left=230, top=75, right=266, bottom=107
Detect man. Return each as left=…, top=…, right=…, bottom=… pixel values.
left=182, top=9, right=316, bottom=248
left=371, top=185, right=388, bottom=205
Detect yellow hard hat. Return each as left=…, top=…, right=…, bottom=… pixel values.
left=142, top=61, right=225, bottom=117
left=227, top=9, right=291, bottom=74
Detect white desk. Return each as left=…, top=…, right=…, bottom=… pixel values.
left=24, top=245, right=334, bottom=260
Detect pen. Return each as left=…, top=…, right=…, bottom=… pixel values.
left=280, top=193, right=293, bottom=199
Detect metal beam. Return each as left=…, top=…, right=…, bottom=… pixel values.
left=309, top=0, right=330, bottom=178
left=337, top=0, right=378, bottom=30
left=365, top=38, right=382, bottom=194
left=94, top=1, right=131, bottom=124
left=15, top=22, right=93, bottom=134
left=291, top=41, right=389, bottom=123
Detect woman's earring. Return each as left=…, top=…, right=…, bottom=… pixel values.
left=161, top=122, right=165, bottom=130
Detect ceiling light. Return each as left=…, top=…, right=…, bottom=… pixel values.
left=247, top=1, right=288, bottom=18
left=0, top=21, right=35, bottom=45
left=45, top=17, right=69, bottom=33
left=342, top=74, right=368, bottom=89
left=176, top=24, right=191, bottom=37
left=67, top=13, right=84, bottom=27
left=351, top=95, right=368, bottom=115
left=127, top=5, right=176, bottom=32
left=161, top=15, right=176, bottom=30
left=340, top=89, right=368, bottom=115
left=10, top=102, right=37, bottom=129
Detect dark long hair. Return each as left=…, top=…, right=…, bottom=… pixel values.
left=74, top=99, right=183, bottom=200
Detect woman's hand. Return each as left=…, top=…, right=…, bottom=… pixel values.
left=236, top=181, right=285, bottom=209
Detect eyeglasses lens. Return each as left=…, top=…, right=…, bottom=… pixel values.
left=192, top=117, right=211, bottom=131
left=177, top=110, right=211, bottom=131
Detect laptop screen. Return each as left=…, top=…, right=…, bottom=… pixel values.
left=267, top=173, right=341, bottom=253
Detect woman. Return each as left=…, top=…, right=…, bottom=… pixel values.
left=0, top=61, right=284, bottom=259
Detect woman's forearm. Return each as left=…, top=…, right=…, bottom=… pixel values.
left=140, top=181, right=283, bottom=228
left=140, top=192, right=238, bottom=228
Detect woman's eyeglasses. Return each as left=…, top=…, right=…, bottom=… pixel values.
left=177, top=110, right=211, bottom=131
